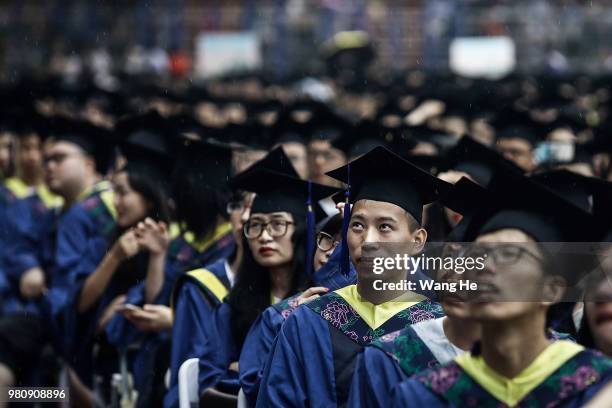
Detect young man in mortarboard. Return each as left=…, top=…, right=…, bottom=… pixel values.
left=2, top=110, right=61, bottom=212
left=347, top=177, right=488, bottom=408
left=306, top=108, right=352, bottom=187
left=390, top=170, right=612, bottom=408
left=256, top=146, right=451, bottom=407
left=0, top=115, right=117, bottom=394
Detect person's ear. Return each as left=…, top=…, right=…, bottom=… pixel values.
left=412, top=228, right=427, bottom=253
left=84, top=156, right=97, bottom=175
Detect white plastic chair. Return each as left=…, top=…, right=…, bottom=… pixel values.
left=178, top=358, right=200, bottom=408
left=237, top=388, right=248, bottom=408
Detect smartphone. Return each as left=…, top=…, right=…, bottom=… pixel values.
left=118, top=303, right=141, bottom=312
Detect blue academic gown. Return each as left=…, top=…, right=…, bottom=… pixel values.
left=348, top=326, right=439, bottom=408
left=164, top=259, right=232, bottom=408
left=106, top=224, right=236, bottom=349
left=46, top=182, right=117, bottom=367
left=390, top=343, right=612, bottom=408
left=348, top=325, right=575, bottom=408
left=256, top=287, right=445, bottom=408
left=0, top=190, right=65, bottom=316
left=239, top=245, right=357, bottom=407
left=104, top=227, right=234, bottom=406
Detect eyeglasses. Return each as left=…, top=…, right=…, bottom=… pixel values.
left=464, top=244, right=544, bottom=266
left=244, top=219, right=294, bottom=239
left=316, top=231, right=340, bottom=251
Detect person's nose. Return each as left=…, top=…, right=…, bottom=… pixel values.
left=258, top=226, right=274, bottom=243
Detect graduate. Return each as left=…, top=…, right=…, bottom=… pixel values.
left=530, top=169, right=612, bottom=337
left=0, top=112, right=64, bottom=315
left=578, top=225, right=612, bottom=357
left=492, top=109, right=543, bottom=172
left=0, top=115, right=117, bottom=390
left=390, top=170, right=612, bottom=408
left=3, top=110, right=62, bottom=215
left=239, top=213, right=357, bottom=406
left=348, top=176, right=574, bottom=408
left=63, top=116, right=176, bottom=398
left=256, top=146, right=451, bottom=407
left=190, top=166, right=337, bottom=405
left=346, top=179, right=485, bottom=408
left=114, top=135, right=236, bottom=408
left=306, top=106, right=352, bottom=187
left=164, top=147, right=335, bottom=407
left=105, top=115, right=235, bottom=360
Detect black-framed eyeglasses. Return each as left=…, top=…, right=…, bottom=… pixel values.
left=316, top=231, right=340, bottom=252
left=244, top=219, right=294, bottom=239
left=464, top=244, right=544, bottom=266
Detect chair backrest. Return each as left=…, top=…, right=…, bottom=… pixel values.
left=237, top=389, right=248, bottom=408
left=178, top=358, right=200, bottom=408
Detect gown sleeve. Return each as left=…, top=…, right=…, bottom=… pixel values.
left=390, top=377, right=450, bottom=408
left=163, top=280, right=221, bottom=408
left=239, top=306, right=285, bottom=406
left=348, top=346, right=407, bottom=408
left=197, top=301, right=240, bottom=395
left=256, top=307, right=337, bottom=408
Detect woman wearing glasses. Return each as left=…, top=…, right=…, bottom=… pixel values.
left=164, top=147, right=337, bottom=407
left=239, top=212, right=356, bottom=406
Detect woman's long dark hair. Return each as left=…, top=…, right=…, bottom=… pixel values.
left=577, top=307, right=595, bottom=349
left=227, top=216, right=310, bottom=348
left=172, top=170, right=230, bottom=240
left=110, top=170, right=171, bottom=293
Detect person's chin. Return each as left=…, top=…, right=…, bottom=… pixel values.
left=254, top=255, right=280, bottom=267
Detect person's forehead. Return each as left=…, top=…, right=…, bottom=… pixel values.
left=20, top=133, right=41, bottom=145
left=47, top=140, right=83, bottom=155
left=352, top=199, right=406, bottom=219
left=250, top=211, right=293, bottom=220
left=308, top=140, right=331, bottom=150
left=496, top=138, right=533, bottom=150
left=0, top=133, right=13, bottom=142
left=475, top=228, right=535, bottom=244
left=281, top=142, right=306, bottom=152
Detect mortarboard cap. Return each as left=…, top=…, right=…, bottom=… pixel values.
left=232, top=145, right=300, bottom=182
left=115, top=111, right=178, bottom=190
left=330, top=120, right=390, bottom=160
left=326, top=146, right=452, bottom=224
left=493, top=108, right=545, bottom=147
left=444, top=135, right=525, bottom=186
left=174, top=137, right=233, bottom=191
left=317, top=213, right=343, bottom=236
left=462, top=170, right=595, bottom=243
left=232, top=168, right=338, bottom=219
left=48, top=115, right=116, bottom=174
left=531, top=169, right=612, bottom=236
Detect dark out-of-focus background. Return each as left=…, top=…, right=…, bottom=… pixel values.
left=3, top=0, right=612, bottom=83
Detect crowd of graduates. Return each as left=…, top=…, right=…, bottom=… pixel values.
left=0, top=70, right=611, bottom=408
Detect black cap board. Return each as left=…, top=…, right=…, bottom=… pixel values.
left=461, top=170, right=595, bottom=243
left=325, top=145, right=452, bottom=224
left=48, top=115, right=116, bottom=174
left=115, top=112, right=177, bottom=190
left=444, top=135, right=525, bottom=186
left=232, top=168, right=338, bottom=218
